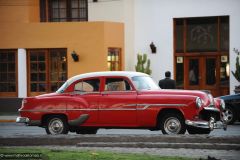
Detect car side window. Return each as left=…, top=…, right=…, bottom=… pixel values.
left=105, top=78, right=132, bottom=91
left=74, top=79, right=100, bottom=92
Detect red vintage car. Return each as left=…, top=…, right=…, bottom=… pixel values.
left=16, top=71, right=227, bottom=135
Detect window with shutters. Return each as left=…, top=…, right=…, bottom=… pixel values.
left=40, top=0, right=88, bottom=22
left=0, top=50, right=17, bottom=97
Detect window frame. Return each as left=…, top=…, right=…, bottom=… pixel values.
left=49, top=49, right=68, bottom=92
left=173, top=16, right=229, bottom=95
left=73, top=78, right=101, bottom=93
left=0, top=49, right=18, bottom=97
left=107, top=48, right=122, bottom=71
left=27, top=49, right=67, bottom=96
left=103, top=76, right=135, bottom=93
left=40, top=0, right=88, bottom=22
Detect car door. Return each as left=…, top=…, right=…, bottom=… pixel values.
left=99, top=77, right=137, bottom=126
left=66, top=78, right=100, bottom=125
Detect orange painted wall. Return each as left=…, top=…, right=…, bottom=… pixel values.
left=0, top=22, right=124, bottom=77
left=104, top=22, right=125, bottom=70
left=0, top=0, right=39, bottom=23
left=0, top=0, right=124, bottom=78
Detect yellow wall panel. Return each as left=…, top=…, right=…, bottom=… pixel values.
left=0, top=0, right=39, bottom=22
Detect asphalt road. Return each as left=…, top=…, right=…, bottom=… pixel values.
left=0, top=122, right=240, bottom=136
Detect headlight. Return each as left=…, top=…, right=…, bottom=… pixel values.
left=196, top=97, right=203, bottom=108
left=220, top=99, right=225, bottom=110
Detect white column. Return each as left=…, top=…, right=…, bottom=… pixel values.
left=18, top=49, right=27, bottom=98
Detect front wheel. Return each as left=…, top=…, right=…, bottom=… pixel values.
left=224, top=107, right=236, bottom=125
left=45, top=116, right=69, bottom=135
left=160, top=113, right=186, bottom=135
left=187, top=126, right=211, bottom=134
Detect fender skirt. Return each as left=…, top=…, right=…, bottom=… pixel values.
left=68, top=114, right=89, bottom=126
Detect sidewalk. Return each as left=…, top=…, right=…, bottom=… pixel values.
left=0, top=115, right=17, bottom=123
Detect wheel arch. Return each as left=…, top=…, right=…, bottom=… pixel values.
left=41, top=113, right=68, bottom=126
left=156, top=108, right=185, bottom=129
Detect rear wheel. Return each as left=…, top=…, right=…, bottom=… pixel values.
left=187, top=126, right=211, bottom=134
left=160, top=113, right=186, bottom=135
left=45, top=116, right=69, bottom=135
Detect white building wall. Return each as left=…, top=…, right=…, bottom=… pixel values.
left=88, top=0, right=135, bottom=71
left=88, top=0, right=124, bottom=22
left=134, top=0, right=240, bottom=94
left=89, top=0, right=240, bottom=94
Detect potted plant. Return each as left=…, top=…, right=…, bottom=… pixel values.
left=232, top=48, right=240, bottom=94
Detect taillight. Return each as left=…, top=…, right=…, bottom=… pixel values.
left=19, top=99, right=27, bottom=111
left=22, top=99, right=27, bottom=105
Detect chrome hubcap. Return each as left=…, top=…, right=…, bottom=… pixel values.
left=164, top=117, right=181, bottom=134
left=224, top=109, right=233, bottom=123
left=48, top=118, right=64, bottom=135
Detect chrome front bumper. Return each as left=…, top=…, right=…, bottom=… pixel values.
left=185, top=118, right=227, bottom=131
left=16, top=117, right=30, bottom=123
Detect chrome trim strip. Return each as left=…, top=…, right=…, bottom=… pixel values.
left=185, top=119, right=225, bottom=130
left=138, top=104, right=187, bottom=107
left=185, top=120, right=210, bottom=129
left=122, top=104, right=137, bottom=107
left=100, top=108, right=136, bottom=111
left=66, top=108, right=98, bottom=111
left=71, top=91, right=101, bottom=95
left=137, top=103, right=187, bottom=110
left=101, top=91, right=136, bottom=94
left=20, top=103, right=187, bottom=112
left=204, top=107, right=220, bottom=112
left=16, top=117, right=30, bottom=123
left=21, top=109, right=98, bottom=112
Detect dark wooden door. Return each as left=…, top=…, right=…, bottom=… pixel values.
left=185, top=56, right=220, bottom=97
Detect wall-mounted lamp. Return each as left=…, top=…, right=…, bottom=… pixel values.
left=93, top=0, right=98, bottom=2
left=150, top=42, right=157, bottom=53
left=226, top=63, right=230, bottom=77
left=71, top=51, right=79, bottom=62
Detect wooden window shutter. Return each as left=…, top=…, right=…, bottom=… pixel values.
left=40, top=0, right=47, bottom=22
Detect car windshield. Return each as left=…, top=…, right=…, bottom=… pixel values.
left=56, top=81, right=69, bottom=93
left=132, top=76, right=160, bottom=90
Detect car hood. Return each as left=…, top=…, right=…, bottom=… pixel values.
left=138, top=89, right=211, bottom=105
left=219, top=94, right=240, bottom=101
left=139, top=89, right=208, bottom=97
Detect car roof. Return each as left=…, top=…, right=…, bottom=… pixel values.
left=67, top=71, right=149, bottom=84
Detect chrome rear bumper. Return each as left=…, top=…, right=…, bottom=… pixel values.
left=185, top=118, right=227, bottom=131
left=16, top=117, right=30, bottom=123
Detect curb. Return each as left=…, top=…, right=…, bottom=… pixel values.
left=0, top=119, right=15, bottom=123
left=76, top=142, right=240, bottom=150
left=1, top=135, right=240, bottom=150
